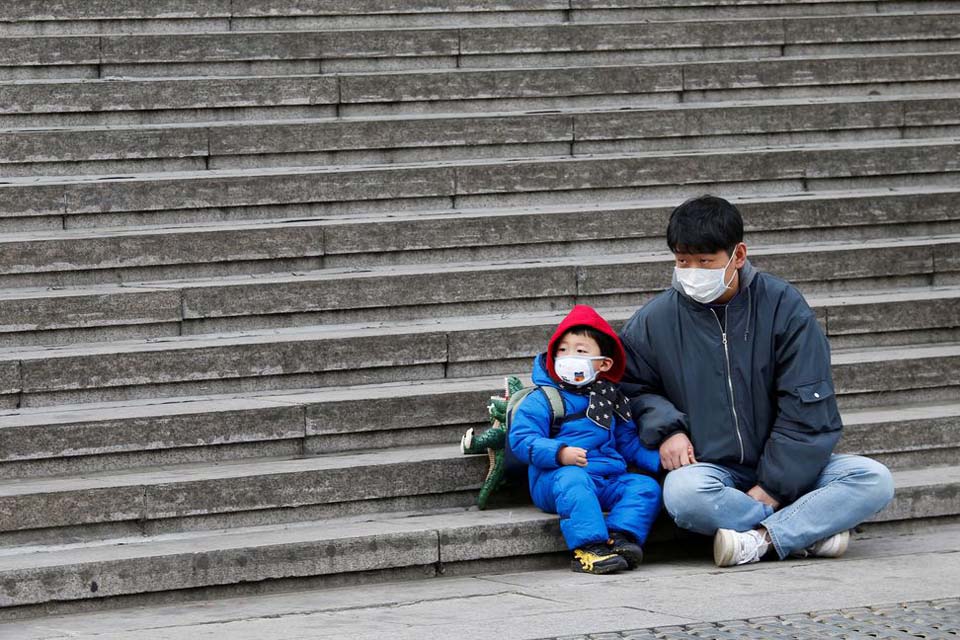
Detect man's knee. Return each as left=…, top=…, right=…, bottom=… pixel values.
left=854, top=457, right=895, bottom=509
left=662, top=464, right=722, bottom=518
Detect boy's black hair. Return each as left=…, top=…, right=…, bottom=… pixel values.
left=666, top=195, right=744, bottom=256
left=556, top=326, right=618, bottom=361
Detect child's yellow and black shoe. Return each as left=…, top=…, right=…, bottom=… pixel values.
left=571, top=543, right=629, bottom=574
left=608, top=531, right=644, bottom=569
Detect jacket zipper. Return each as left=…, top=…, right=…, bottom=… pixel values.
left=713, top=306, right=745, bottom=464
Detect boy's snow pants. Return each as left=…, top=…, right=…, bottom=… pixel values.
left=531, top=465, right=662, bottom=549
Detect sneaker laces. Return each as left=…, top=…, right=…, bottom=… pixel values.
left=737, top=529, right=770, bottom=565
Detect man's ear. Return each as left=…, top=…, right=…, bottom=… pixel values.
left=734, top=242, right=748, bottom=269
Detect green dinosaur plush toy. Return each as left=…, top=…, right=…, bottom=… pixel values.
left=460, top=376, right=524, bottom=509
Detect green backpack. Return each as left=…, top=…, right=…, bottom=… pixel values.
left=460, top=375, right=569, bottom=509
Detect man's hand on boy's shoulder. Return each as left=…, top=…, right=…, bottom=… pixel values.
left=659, top=432, right=697, bottom=470
left=558, top=446, right=588, bottom=467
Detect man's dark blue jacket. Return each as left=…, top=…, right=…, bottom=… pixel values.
left=618, top=259, right=842, bottom=504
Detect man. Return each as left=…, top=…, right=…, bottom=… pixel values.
left=619, top=195, right=894, bottom=566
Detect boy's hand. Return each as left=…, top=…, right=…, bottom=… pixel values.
left=659, top=432, right=697, bottom=470
left=559, top=446, right=588, bottom=467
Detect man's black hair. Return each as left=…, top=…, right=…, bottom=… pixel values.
left=557, top=326, right=618, bottom=360
left=666, top=195, right=744, bottom=256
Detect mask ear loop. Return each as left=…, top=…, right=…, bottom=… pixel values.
left=721, top=244, right=740, bottom=290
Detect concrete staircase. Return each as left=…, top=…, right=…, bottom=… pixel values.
left=1, top=0, right=959, bottom=619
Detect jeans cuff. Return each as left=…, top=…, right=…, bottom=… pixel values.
left=760, top=509, right=788, bottom=560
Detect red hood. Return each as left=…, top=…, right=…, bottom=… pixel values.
left=546, top=305, right=626, bottom=384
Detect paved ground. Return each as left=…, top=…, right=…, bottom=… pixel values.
left=2, top=524, right=958, bottom=640
left=539, top=599, right=960, bottom=639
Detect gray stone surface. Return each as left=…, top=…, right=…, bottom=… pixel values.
left=574, top=98, right=907, bottom=140
left=456, top=141, right=960, bottom=195
left=0, top=224, right=324, bottom=274
left=0, top=127, right=207, bottom=164
left=3, top=0, right=232, bottom=21
left=179, top=263, right=575, bottom=318
left=0, top=286, right=180, bottom=333
left=210, top=114, right=572, bottom=155
left=64, top=166, right=455, bottom=214
left=0, top=445, right=486, bottom=532
left=460, top=20, right=784, bottom=53
left=839, top=404, right=960, bottom=465
left=101, top=29, right=460, bottom=64
left=0, top=496, right=956, bottom=618
left=13, top=329, right=448, bottom=393
left=12, top=96, right=958, bottom=171
left=0, top=517, right=440, bottom=607
left=232, top=0, right=568, bottom=16
left=0, top=36, right=98, bottom=66
left=0, top=361, right=21, bottom=396
left=683, top=53, right=960, bottom=90
left=0, top=76, right=338, bottom=115
left=340, top=66, right=683, bottom=103
left=784, top=13, right=960, bottom=44
left=820, top=288, right=960, bottom=335
left=0, top=398, right=306, bottom=463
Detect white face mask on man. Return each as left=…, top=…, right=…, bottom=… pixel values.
left=673, top=250, right=737, bottom=304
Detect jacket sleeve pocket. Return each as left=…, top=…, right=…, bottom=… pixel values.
left=790, top=380, right=840, bottom=432
left=796, top=380, right=834, bottom=404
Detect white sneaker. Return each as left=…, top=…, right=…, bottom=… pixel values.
left=792, top=530, right=850, bottom=559
left=713, top=528, right=770, bottom=567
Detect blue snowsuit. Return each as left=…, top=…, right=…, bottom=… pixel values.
left=508, top=316, right=662, bottom=550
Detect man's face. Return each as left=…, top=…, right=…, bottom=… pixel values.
left=674, top=244, right=746, bottom=286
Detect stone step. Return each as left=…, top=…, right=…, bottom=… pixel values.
left=2, top=235, right=955, bottom=345
left=0, top=444, right=489, bottom=538
left=0, top=464, right=956, bottom=613
left=337, top=52, right=960, bottom=118
left=1, top=186, right=958, bottom=293
left=840, top=404, right=960, bottom=470
left=4, top=95, right=959, bottom=177
left=2, top=138, right=958, bottom=231
left=4, top=1, right=949, bottom=36
left=3, top=51, right=960, bottom=128
left=4, top=13, right=958, bottom=81
left=0, top=361, right=956, bottom=480
left=0, top=297, right=957, bottom=408
left=571, top=1, right=960, bottom=24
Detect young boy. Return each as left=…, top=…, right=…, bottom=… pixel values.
left=508, top=305, right=662, bottom=574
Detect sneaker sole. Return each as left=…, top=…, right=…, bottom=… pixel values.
left=816, top=530, right=851, bottom=558
left=570, top=557, right=629, bottom=575
left=713, top=529, right=738, bottom=567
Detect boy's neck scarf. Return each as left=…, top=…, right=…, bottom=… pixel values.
left=559, top=379, right=633, bottom=429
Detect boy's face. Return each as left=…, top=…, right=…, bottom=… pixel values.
left=555, top=333, right=613, bottom=375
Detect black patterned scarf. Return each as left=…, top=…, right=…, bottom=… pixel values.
left=560, top=379, right=633, bottom=429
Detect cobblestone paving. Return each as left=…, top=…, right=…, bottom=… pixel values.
left=542, top=598, right=960, bottom=639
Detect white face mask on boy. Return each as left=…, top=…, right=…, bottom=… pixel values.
left=554, top=355, right=605, bottom=387
left=673, top=250, right=737, bottom=304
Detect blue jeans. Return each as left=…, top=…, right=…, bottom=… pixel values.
left=662, top=454, right=895, bottom=559
left=531, top=466, right=662, bottom=550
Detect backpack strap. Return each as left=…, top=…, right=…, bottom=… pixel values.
left=538, top=386, right=567, bottom=438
